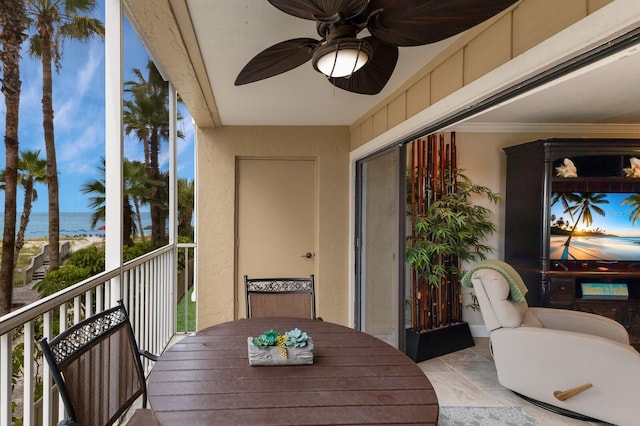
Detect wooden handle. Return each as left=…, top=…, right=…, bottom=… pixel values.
left=553, top=383, right=593, bottom=401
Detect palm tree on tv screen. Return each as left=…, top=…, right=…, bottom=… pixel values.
left=621, top=194, right=640, bottom=225
left=551, top=192, right=578, bottom=223
left=562, top=192, right=608, bottom=246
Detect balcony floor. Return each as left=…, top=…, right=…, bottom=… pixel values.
left=419, top=338, right=611, bottom=425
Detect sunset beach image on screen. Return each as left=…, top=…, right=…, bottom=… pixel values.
left=549, top=192, right=640, bottom=261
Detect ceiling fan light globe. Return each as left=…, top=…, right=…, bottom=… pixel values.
left=316, top=48, right=368, bottom=77
left=312, top=38, right=372, bottom=78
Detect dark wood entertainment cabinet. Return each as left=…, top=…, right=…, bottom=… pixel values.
left=504, top=138, right=640, bottom=349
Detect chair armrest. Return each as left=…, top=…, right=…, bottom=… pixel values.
left=527, top=307, right=629, bottom=344
left=139, top=349, right=159, bottom=362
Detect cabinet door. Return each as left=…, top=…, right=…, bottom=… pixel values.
left=549, top=278, right=574, bottom=299
left=625, top=305, right=640, bottom=348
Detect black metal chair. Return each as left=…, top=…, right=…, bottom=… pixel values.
left=244, top=275, right=318, bottom=319
left=39, top=300, right=159, bottom=426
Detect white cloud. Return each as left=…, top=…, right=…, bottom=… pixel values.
left=54, top=47, right=103, bottom=131
left=76, top=46, right=101, bottom=97
left=58, top=124, right=104, bottom=174
left=54, top=98, right=76, bottom=129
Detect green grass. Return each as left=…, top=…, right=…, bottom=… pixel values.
left=176, top=287, right=196, bottom=333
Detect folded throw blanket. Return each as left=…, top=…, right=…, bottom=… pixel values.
left=460, top=259, right=528, bottom=303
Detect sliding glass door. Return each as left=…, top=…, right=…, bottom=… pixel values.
left=355, top=146, right=406, bottom=349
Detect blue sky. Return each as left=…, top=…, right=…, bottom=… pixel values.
left=550, top=193, right=640, bottom=237
left=0, top=0, right=195, bottom=213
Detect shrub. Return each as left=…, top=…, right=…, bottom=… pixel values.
left=66, top=246, right=105, bottom=275
left=123, top=240, right=154, bottom=262
left=34, top=265, right=91, bottom=297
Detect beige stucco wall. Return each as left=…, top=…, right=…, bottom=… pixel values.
left=350, top=0, right=614, bottom=150
left=197, top=126, right=350, bottom=329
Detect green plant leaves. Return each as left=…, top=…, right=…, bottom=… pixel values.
left=406, top=171, right=499, bottom=287
left=284, top=328, right=309, bottom=348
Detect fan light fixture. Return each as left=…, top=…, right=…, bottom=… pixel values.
left=312, top=39, right=371, bottom=78
left=235, top=0, right=520, bottom=94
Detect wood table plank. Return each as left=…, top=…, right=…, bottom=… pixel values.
left=147, top=317, right=438, bottom=425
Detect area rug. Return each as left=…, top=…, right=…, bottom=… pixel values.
left=438, top=406, right=539, bottom=426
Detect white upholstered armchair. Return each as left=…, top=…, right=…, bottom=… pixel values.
left=462, top=260, right=640, bottom=426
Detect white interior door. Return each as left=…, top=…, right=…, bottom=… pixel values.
left=236, top=158, right=316, bottom=318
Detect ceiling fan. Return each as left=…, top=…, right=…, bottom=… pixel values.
left=235, top=0, right=519, bottom=95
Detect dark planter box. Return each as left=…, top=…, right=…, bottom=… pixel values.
left=405, top=322, right=474, bottom=362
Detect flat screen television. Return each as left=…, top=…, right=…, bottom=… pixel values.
left=550, top=192, right=640, bottom=268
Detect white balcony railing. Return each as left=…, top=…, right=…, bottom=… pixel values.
left=0, top=243, right=196, bottom=426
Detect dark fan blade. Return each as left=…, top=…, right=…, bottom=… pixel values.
left=268, top=0, right=368, bottom=23
left=235, top=38, right=320, bottom=85
left=329, top=37, right=398, bottom=95
left=367, top=0, right=519, bottom=46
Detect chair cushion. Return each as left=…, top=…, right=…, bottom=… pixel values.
left=472, top=268, right=528, bottom=328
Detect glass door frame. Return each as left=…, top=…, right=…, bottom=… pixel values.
left=354, top=144, right=408, bottom=350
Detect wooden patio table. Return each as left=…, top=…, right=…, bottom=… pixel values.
left=147, top=317, right=439, bottom=425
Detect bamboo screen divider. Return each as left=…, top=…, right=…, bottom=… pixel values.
left=408, top=132, right=461, bottom=331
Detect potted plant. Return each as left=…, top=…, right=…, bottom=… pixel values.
left=405, top=168, right=499, bottom=362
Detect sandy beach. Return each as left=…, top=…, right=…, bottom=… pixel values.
left=68, top=235, right=105, bottom=251
left=550, top=235, right=640, bottom=261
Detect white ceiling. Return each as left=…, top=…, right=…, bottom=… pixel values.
left=186, top=0, right=455, bottom=125
left=184, top=0, right=640, bottom=128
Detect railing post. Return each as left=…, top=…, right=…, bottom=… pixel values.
left=42, top=311, right=54, bottom=425
left=0, top=333, right=11, bottom=426
left=23, top=322, right=34, bottom=426
left=105, top=0, right=123, bottom=306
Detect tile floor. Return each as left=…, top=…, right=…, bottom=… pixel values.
left=418, top=338, right=612, bottom=426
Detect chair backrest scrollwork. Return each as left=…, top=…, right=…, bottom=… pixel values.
left=40, top=300, right=150, bottom=426
left=244, top=275, right=317, bottom=319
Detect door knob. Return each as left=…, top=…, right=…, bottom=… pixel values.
left=301, top=252, right=314, bottom=259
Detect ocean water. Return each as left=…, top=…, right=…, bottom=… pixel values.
left=0, top=211, right=152, bottom=239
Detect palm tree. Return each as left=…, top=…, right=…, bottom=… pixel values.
left=0, top=0, right=27, bottom=315
left=11, top=150, right=48, bottom=268
left=621, top=194, right=640, bottom=225
left=178, top=178, right=194, bottom=238
left=562, top=192, right=609, bottom=246
left=125, top=160, right=152, bottom=242
left=82, top=158, right=160, bottom=247
left=124, top=60, right=182, bottom=246
left=25, top=0, right=104, bottom=271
